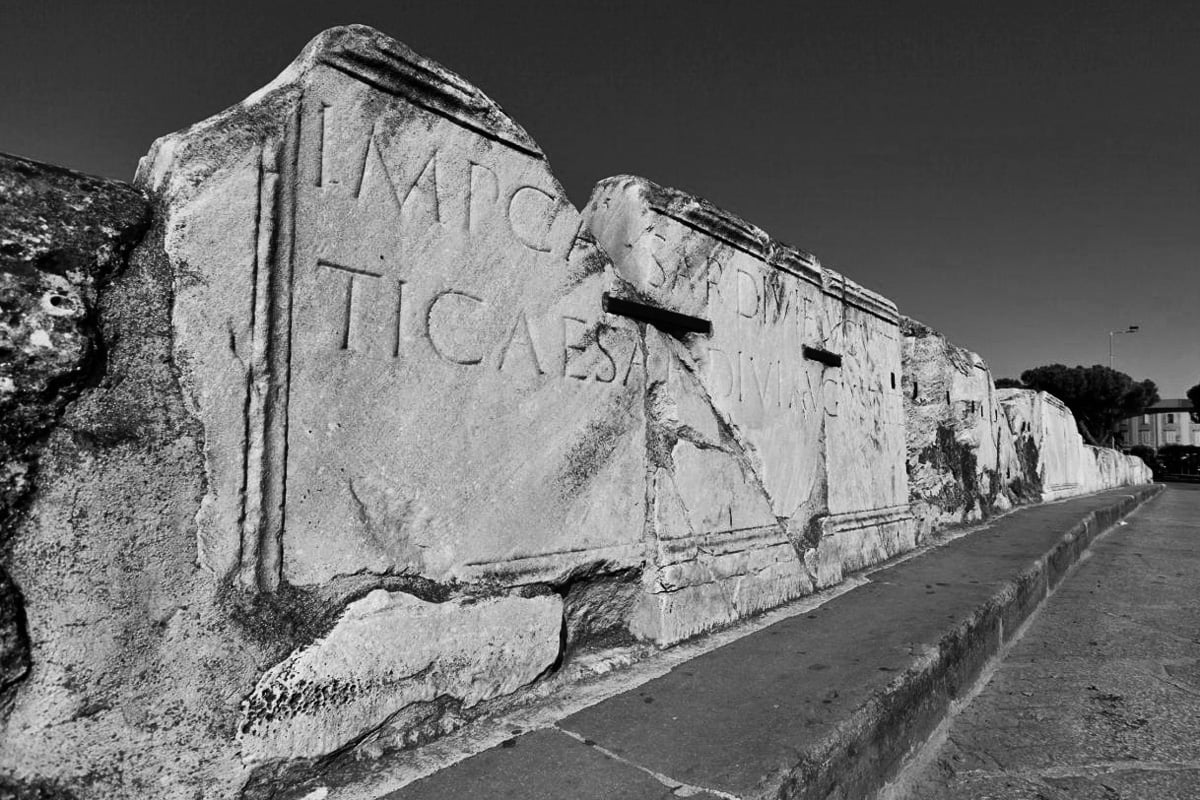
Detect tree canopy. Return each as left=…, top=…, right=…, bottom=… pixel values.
left=1019, top=364, right=1159, bottom=446
left=1188, top=381, right=1200, bottom=424
left=994, top=377, right=1024, bottom=389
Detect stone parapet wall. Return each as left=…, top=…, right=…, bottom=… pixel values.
left=998, top=388, right=1151, bottom=501
left=0, top=25, right=1155, bottom=800
left=901, top=317, right=1151, bottom=536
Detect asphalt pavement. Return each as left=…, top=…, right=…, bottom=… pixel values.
left=889, top=484, right=1200, bottom=800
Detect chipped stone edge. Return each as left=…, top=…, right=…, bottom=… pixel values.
left=136, top=24, right=541, bottom=195
left=593, top=174, right=900, bottom=325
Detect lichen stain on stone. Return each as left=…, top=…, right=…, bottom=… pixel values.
left=917, top=423, right=980, bottom=519
left=1010, top=435, right=1043, bottom=502
left=225, top=582, right=347, bottom=664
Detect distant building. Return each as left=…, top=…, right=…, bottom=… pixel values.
left=1119, top=399, right=1200, bottom=448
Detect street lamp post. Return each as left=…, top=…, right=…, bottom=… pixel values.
left=1109, top=325, right=1140, bottom=370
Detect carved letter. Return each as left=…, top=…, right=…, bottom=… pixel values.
left=427, top=289, right=486, bottom=365
left=823, top=374, right=840, bottom=418
left=497, top=310, right=545, bottom=375
left=594, top=325, right=619, bottom=383
left=561, top=316, right=591, bottom=381
left=736, top=269, right=760, bottom=320
left=634, top=230, right=669, bottom=288
left=621, top=339, right=641, bottom=386
left=352, top=123, right=402, bottom=214
left=400, top=149, right=440, bottom=223
left=392, top=279, right=406, bottom=358
left=317, top=260, right=382, bottom=351
left=703, top=251, right=727, bottom=307
left=506, top=185, right=558, bottom=252
left=468, top=161, right=499, bottom=235
left=742, top=354, right=775, bottom=408
left=707, top=348, right=735, bottom=399
left=762, top=277, right=793, bottom=324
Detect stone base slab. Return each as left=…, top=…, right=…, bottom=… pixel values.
left=814, top=505, right=917, bottom=588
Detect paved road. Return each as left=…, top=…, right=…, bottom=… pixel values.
left=892, top=485, right=1200, bottom=799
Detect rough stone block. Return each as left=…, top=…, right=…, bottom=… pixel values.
left=998, top=389, right=1151, bottom=498
left=901, top=317, right=1029, bottom=536
left=0, top=153, right=148, bottom=521
left=0, top=154, right=148, bottom=697
left=238, top=590, right=563, bottom=762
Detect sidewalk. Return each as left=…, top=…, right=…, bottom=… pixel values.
left=351, top=486, right=1162, bottom=800
left=887, top=483, right=1200, bottom=799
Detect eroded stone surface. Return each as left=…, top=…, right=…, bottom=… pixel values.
left=902, top=317, right=1028, bottom=537
left=902, top=322, right=1150, bottom=538
left=0, top=153, right=149, bottom=697
left=136, top=25, right=646, bottom=593
left=585, top=175, right=910, bottom=640
left=999, top=389, right=1150, bottom=499
left=1002, top=389, right=1080, bottom=501
left=0, top=23, right=1160, bottom=800
left=0, top=153, right=148, bottom=520
left=817, top=272, right=912, bottom=587
left=0, top=175, right=241, bottom=800
left=238, top=590, right=563, bottom=763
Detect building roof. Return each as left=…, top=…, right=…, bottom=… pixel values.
left=1146, top=399, right=1195, bottom=413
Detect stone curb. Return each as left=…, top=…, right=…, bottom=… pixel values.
left=777, top=484, right=1165, bottom=800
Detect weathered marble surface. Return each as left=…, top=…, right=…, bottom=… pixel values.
left=1000, top=389, right=1084, bottom=502
left=133, top=23, right=658, bottom=771
left=138, top=26, right=646, bottom=595
left=0, top=24, right=1155, bottom=800
left=818, top=273, right=912, bottom=586
left=999, top=389, right=1150, bottom=500
left=903, top=321, right=1150, bottom=537
left=239, top=590, right=562, bottom=762
left=0, top=156, right=232, bottom=799
left=585, top=175, right=912, bottom=639
left=902, top=318, right=1027, bottom=536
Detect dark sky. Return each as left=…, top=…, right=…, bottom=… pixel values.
left=4, top=1, right=1197, bottom=395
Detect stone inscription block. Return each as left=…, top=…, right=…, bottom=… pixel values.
left=138, top=26, right=646, bottom=590
left=586, top=177, right=829, bottom=643
left=586, top=176, right=913, bottom=606
left=820, top=273, right=908, bottom=520
left=586, top=176, right=831, bottom=521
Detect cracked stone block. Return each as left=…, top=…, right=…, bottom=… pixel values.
left=135, top=25, right=647, bottom=592
left=238, top=590, right=563, bottom=763
left=1001, top=390, right=1089, bottom=501
left=901, top=317, right=1028, bottom=537
left=999, top=389, right=1149, bottom=502
left=817, top=271, right=914, bottom=586
left=585, top=175, right=912, bottom=637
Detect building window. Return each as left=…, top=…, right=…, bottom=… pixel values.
left=1167, top=414, right=1175, bottom=424
left=1143, top=414, right=1150, bottom=423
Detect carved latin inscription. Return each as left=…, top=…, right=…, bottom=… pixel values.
left=272, top=48, right=646, bottom=586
